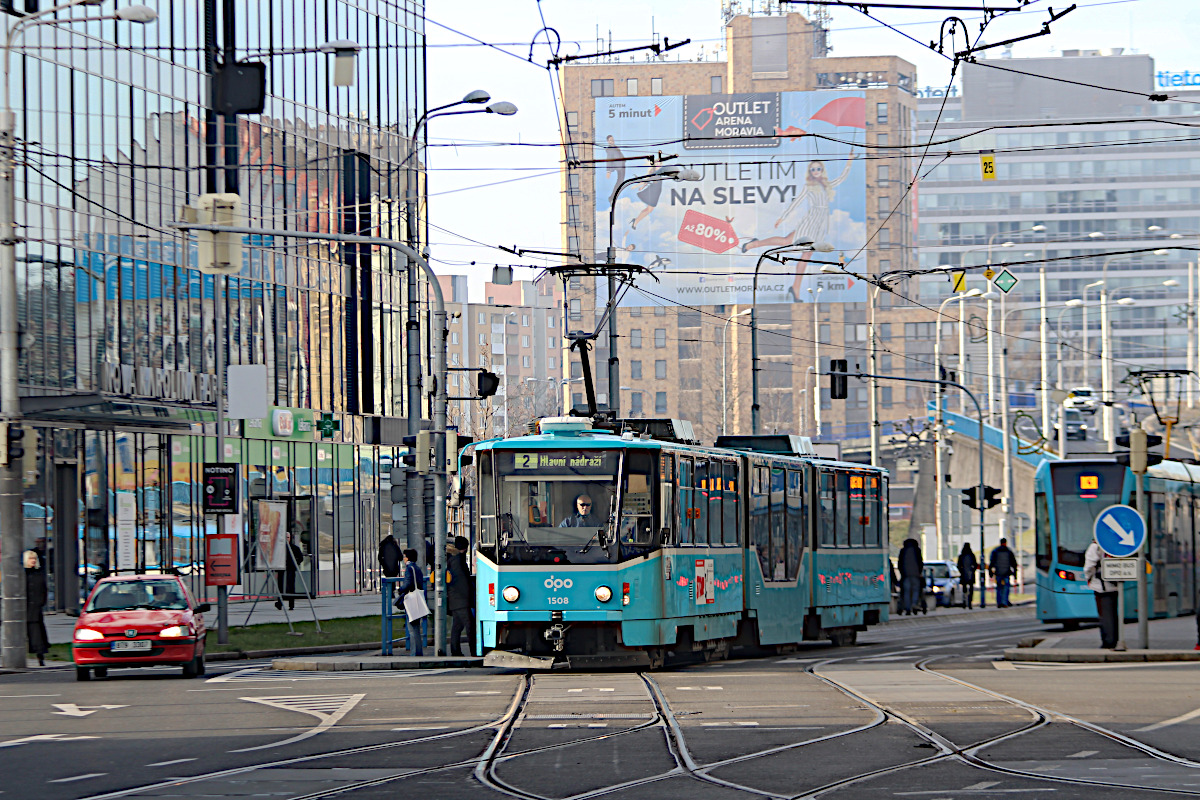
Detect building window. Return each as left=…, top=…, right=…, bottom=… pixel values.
left=877, top=195, right=890, bottom=213
left=478, top=312, right=486, bottom=324
left=568, top=235, right=580, bottom=255
left=626, top=78, right=638, bottom=95
left=878, top=165, right=890, bottom=183
left=876, top=102, right=888, bottom=124
left=654, top=305, right=666, bottom=316
left=655, top=359, right=667, bottom=379
left=877, top=133, right=889, bottom=146
left=630, top=392, right=644, bottom=415
left=548, top=357, right=556, bottom=369
left=880, top=355, right=892, bottom=374
left=450, top=373, right=459, bottom=387
left=572, top=393, right=583, bottom=409
left=819, top=323, right=830, bottom=342
left=451, top=352, right=460, bottom=365
left=569, top=298, right=582, bottom=320
left=630, top=360, right=642, bottom=379
left=450, top=331, right=459, bottom=345
left=566, top=110, right=579, bottom=131
left=651, top=77, right=663, bottom=95
left=631, top=329, right=642, bottom=348
left=711, top=75, right=722, bottom=93
left=522, top=356, right=530, bottom=368
left=478, top=333, right=486, bottom=345
left=880, top=322, right=892, bottom=340
left=567, top=205, right=580, bottom=223
left=571, top=362, right=583, bottom=379
left=567, top=173, right=581, bottom=195
left=591, top=78, right=614, bottom=97
left=521, top=315, right=529, bottom=327
left=654, top=329, right=666, bottom=348
left=879, top=228, right=891, bottom=246
left=655, top=391, right=667, bottom=414
left=630, top=306, right=641, bottom=317
left=548, top=316, right=556, bottom=329
left=521, top=335, right=530, bottom=348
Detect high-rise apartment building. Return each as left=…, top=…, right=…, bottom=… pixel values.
left=560, top=9, right=929, bottom=453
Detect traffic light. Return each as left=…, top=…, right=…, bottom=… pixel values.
left=415, top=430, right=433, bottom=473
left=2, top=422, right=25, bottom=466
left=982, top=485, right=1002, bottom=509
left=960, top=486, right=979, bottom=509
left=1115, top=429, right=1163, bottom=471
left=477, top=370, right=500, bottom=399
left=830, top=359, right=848, bottom=400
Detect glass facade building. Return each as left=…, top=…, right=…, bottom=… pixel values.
left=14, top=1, right=427, bottom=609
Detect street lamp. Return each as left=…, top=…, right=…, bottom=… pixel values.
left=752, top=241, right=832, bottom=433
left=1, top=0, right=157, bottom=672
left=604, top=166, right=701, bottom=418
left=1101, top=291, right=1136, bottom=449
left=721, top=308, right=752, bottom=435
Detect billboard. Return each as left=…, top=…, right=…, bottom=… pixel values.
left=594, top=91, right=868, bottom=305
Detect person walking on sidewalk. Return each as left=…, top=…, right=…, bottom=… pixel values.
left=1084, top=540, right=1119, bottom=649
left=898, top=538, right=924, bottom=615
left=989, top=537, right=1017, bottom=608
left=398, top=549, right=426, bottom=656
left=274, top=531, right=304, bottom=611
left=446, top=536, right=476, bottom=657
left=957, top=543, right=979, bottom=609
left=24, top=550, right=48, bottom=666
left=378, top=532, right=402, bottom=578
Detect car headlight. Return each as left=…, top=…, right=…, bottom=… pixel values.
left=501, top=586, right=520, bottom=603
left=74, top=628, right=103, bottom=642
left=159, top=625, right=188, bottom=638
left=594, top=585, right=613, bottom=603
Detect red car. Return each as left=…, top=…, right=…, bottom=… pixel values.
left=73, top=574, right=209, bottom=681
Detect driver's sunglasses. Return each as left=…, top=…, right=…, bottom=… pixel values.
left=578, top=502, right=591, bottom=508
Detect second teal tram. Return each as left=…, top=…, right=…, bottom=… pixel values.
left=468, top=418, right=890, bottom=668
left=1035, top=459, right=1197, bottom=628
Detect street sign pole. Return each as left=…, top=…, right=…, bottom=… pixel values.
left=1093, top=502, right=1147, bottom=652
left=1116, top=567, right=1127, bottom=651
left=1131, top=427, right=1150, bottom=649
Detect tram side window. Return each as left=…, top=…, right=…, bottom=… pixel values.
left=478, top=452, right=497, bottom=555
left=848, top=475, right=866, bottom=547
left=723, top=461, right=739, bottom=545
left=708, top=462, right=723, bottom=546
left=660, top=454, right=674, bottom=544
left=678, top=457, right=693, bottom=544
left=695, top=460, right=709, bottom=546
left=769, top=468, right=786, bottom=580
left=786, top=469, right=804, bottom=580
left=1035, top=492, right=1050, bottom=571
left=819, top=471, right=836, bottom=547
left=868, top=477, right=883, bottom=547
left=751, top=465, right=770, bottom=577
left=835, top=472, right=850, bottom=547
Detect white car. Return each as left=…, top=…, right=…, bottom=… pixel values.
left=1063, top=387, right=1098, bottom=414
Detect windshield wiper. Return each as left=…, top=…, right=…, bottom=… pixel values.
left=577, top=530, right=602, bottom=553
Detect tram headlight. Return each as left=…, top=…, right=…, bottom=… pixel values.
left=594, top=585, right=613, bottom=603
left=502, top=586, right=520, bottom=603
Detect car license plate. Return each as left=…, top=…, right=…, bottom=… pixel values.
left=111, top=640, right=151, bottom=652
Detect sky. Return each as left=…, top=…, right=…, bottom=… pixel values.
left=425, top=0, right=1200, bottom=301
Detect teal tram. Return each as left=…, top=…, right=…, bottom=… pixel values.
left=1035, top=459, right=1198, bottom=628
left=467, top=417, right=890, bottom=668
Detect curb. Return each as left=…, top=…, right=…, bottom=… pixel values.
left=1004, top=647, right=1200, bottom=663
left=273, top=655, right=483, bottom=671
left=880, top=603, right=1034, bottom=629
left=206, top=641, right=384, bottom=662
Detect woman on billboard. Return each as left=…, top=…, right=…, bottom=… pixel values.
left=740, top=152, right=855, bottom=262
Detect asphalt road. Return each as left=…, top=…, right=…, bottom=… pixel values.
left=3, top=611, right=1199, bottom=799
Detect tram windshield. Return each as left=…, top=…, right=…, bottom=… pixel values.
left=1048, top=463, right=1125, bottom=567
left=491, top=449, right=655, bottom=565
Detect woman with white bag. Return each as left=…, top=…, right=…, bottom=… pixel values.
left=398, top=549, right=429, bottom=656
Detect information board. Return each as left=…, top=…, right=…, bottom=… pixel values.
left=202, top=462, right=239, bottom=514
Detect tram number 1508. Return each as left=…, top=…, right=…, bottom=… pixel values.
left=547, top=597, right=570, bottom=605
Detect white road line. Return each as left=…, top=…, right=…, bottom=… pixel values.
left=456, top=690, right=501, bottom=695
left=50, top=773, right=107, bottom=784
left=0, top=733, right=97, bottom=748
left=1135, top=707, right=1200, bottom=732
left=145, top=758, right=197, bottom=767
left=391, top=726, right=451, bottom=731
left=1067, top=750, right=1099, bottom=758
left=0, top=693, right=60, bottom=698
left=230, top=694, right=365, bottom=753
left=675, top=686, right=723, bottom=691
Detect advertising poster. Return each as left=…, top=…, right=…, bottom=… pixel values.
left=256, top=500, right=288, bottom=571
left=594, top=91, right=868, bottom=306
left=115, top=492, right=136, bottom=570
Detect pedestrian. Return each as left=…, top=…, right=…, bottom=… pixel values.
left=398, top=549, right=427, bottom=656
left=898, top=538, right=924, bottom=616
left=957, top=543, right=979, bottom=610
left=24, top=550, right=48, bottom=666
left=378, top=532, right=402, bottom=578
left=1084, top=540, right=1119, bottom=649
left=989, top=537, right=1017, bottom=608
left=274, top=532, right=304, bottom=611
left=446, top=535, right=476, bottom=657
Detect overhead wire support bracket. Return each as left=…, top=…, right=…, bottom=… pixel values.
left=547, top=36, right=691, bottom=67
left=953, top=4, right=1076, bottom=62
left=784, top=0, right=1030, bottom=11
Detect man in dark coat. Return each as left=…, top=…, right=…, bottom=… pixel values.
left=446, top=536, right=476, bottom=657
left=24, top=550, right=48, bottom=666
left=378, top=533, right=402, bottom=578
left=274, top=532, right=305, bottom=611
left=898, top=538, right=924, bottom=616
left=989, top=537, right=1018, bottom=608
left=957, top=543, right=979, bottom=610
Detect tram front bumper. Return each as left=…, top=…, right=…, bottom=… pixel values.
left=492, top=610, right=624, bottom=622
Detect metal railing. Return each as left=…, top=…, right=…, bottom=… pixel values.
left=380, top=576, right=410, bottom=656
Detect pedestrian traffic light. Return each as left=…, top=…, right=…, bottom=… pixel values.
left=1, top=422, right=25, bottom=466
left=960, top=486, right=979, bottom=509
left=830, top=359, right=848, bottom=400
left=477, top=370, right=501, bottom=399
left=982, top=485, right=1002, bottom=509
left=1115, top=429, right=1163, bottom=471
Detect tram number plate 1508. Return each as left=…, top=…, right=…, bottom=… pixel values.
left=1101, top=558, right=1139, bottom=582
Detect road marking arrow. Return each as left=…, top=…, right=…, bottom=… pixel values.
left=1103, top=514, right=1135, bottom=546
left=51, top=703, right=128, bottom=717
left=0, top=733, right=98, bottom=748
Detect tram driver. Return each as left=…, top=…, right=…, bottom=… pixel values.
left=559, top=493, right=604, bottom=528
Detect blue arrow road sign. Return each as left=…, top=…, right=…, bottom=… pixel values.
left=1093, top=504, right=1146, bottom=558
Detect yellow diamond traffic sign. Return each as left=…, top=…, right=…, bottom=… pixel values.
left=983, top=267, right=995, bottom=281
